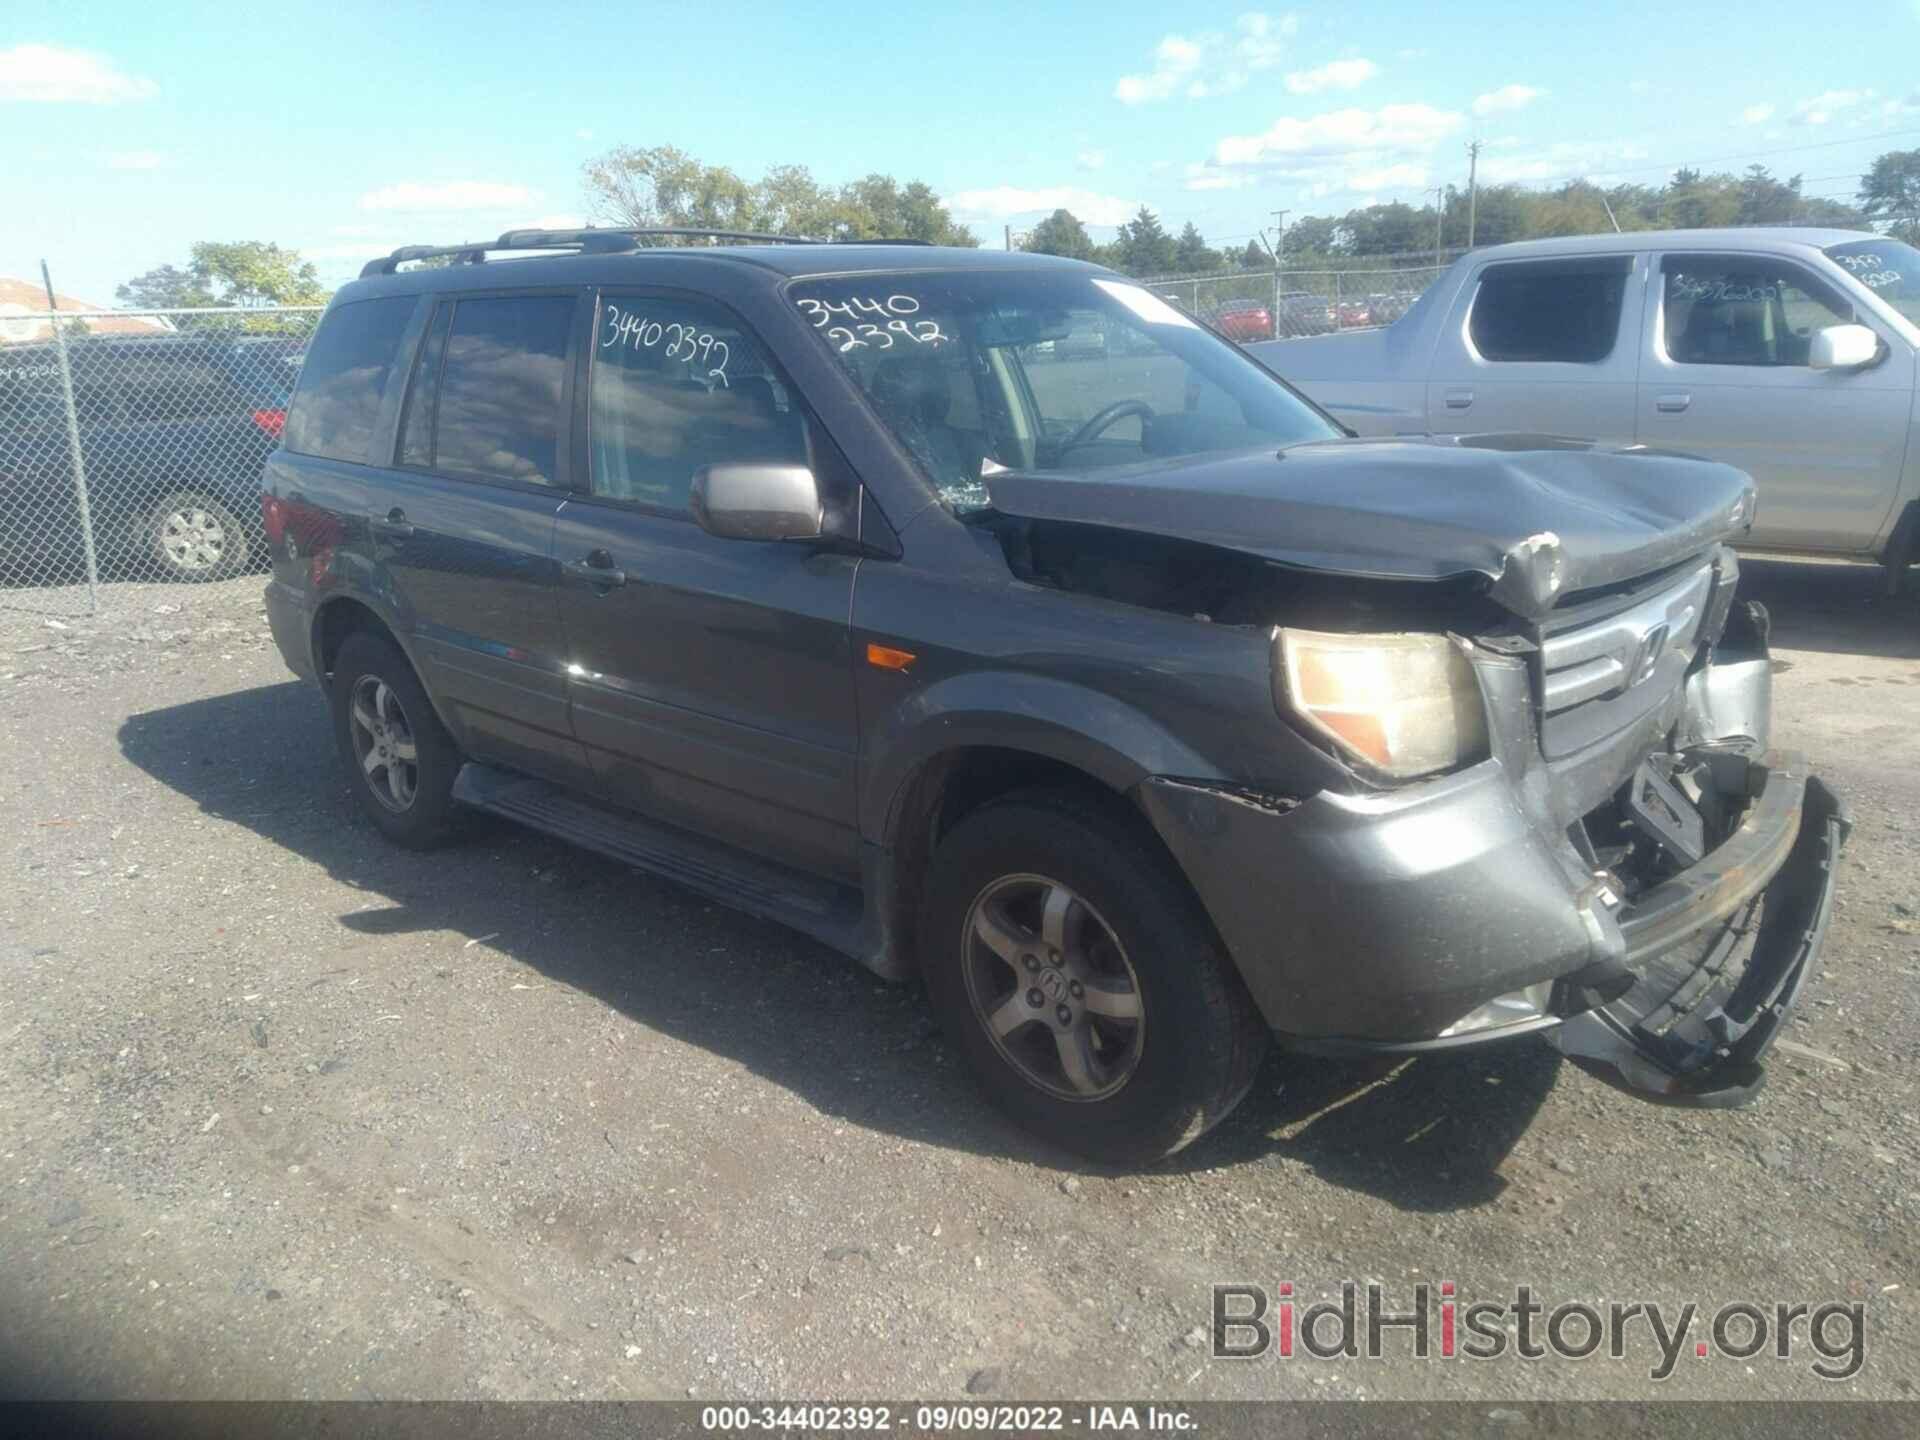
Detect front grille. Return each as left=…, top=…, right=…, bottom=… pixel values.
left=1535, top=559, right=1716, bottom=759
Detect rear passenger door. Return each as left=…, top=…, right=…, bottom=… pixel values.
left=1427, top=255, right=1643, bottom=444
left=375, top=290, right=593, bottom=785
left=550, top=289, right=862, bottom=880
left=1636, top=251, right=1913, bottom=552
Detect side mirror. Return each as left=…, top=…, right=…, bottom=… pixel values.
left=1809, top=323, right=1881, bottom=371
left=689, top=463, right=824, bottom=542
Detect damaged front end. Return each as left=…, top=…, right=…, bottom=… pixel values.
left=1128, top=541, right=1847, bottom=1110
left=968, top=444, right=1843, bottom=1110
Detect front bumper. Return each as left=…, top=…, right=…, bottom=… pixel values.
left=1547, top=772, right=1847, bottom=1106
left=1138, top=747, right=1847, bottom=1107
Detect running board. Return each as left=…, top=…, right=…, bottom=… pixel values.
left=452, top=762, right=876, bottom=965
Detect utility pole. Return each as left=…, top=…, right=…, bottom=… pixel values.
left=1430, top=187, right=1446, bottom=269
left=1005, top=223, right=1013, bottom=252
left=1465, top=140, right=1481, bottom=249
left=1269, top=209, right=1289, bottom=322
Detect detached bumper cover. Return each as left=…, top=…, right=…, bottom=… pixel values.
left=1545, top=771, right=1849, bottom=1107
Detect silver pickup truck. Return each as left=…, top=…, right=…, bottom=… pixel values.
left=1251, top=228, right=1920, bottom=590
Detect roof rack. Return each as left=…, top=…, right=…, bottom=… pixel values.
left=359, top=226, right=932, bottom=277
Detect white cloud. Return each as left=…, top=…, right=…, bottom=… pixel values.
left=1346, top=162, right=1428, bottom=192
left=1284, top=58, right=1378, bottom=96
left=1477, top=139, right=1650, bottom=186
left=575, top=128, right=593, bottom=140
left=1181, top=166, right=1252, bottom=192
left=0, top=43, right=157, bottom=103
left=1739, top=103, right=1775, bottom=125
left=1211, top=102, right=1465, bottom=168
left=1471, top=84, right=1543, bottom=117
left=943, top=186, right=1139, bottom=227
left=105, top=150, right=167, bottom=171
left=1114, top=11, right=1299, bottom=104
left=359, top=180, right=539, bottom=212
left=1791, top=88, right=1875, bottom=125
left=1076, top=149, right=1107, bottom=171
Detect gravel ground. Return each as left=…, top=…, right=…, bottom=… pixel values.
left=0, top=559, right=1915, bottom=1403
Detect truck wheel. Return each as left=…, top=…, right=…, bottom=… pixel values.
left=146, top=490, right=250, bottom=581
left=922, top=789, right=1268, bottom=1165
left=330, top=633, right=462, bottom=848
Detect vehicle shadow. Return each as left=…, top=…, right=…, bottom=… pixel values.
left=1738, top=556, right=1920, bottom=662
left=118, top=680, right=1555, bottom=1210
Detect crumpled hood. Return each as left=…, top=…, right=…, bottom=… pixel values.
left=980, top=435, right=1756, bottom=619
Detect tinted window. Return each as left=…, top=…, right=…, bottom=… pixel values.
left=1663, top=256, right=1853, bottom=367
left=433, top=296, right=572, bottom=484
left=118, top=353, right=243, bottom=424
left=397, top=302, right=451, bottom=469
left=589, top=296, right=808, bottom=510
left=284, top=296, right=417, bottom=463
left=1469, top=259, right=1629, bottom=363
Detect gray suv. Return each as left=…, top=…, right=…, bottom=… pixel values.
left=263, top=228, right=1846, bottom=1163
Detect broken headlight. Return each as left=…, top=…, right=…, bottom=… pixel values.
left=1273, top=629, right=1490, bottom=781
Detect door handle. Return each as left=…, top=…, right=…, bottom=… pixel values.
left=562, top=552, right=627, bottom=588
left=1443, top=387, right=1474, bottom=410
left=1655, top=391, right=1692, bottom=413
left=370, top=507, right=414, bottom=539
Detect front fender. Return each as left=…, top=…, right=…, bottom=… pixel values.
left=859, top=669, right=1223, bottom=844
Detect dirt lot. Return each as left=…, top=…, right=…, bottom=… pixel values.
left=0, top=560, right=1915, bottom=1403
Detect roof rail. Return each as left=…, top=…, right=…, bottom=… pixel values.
left=358, top=226, right=826, bottom=277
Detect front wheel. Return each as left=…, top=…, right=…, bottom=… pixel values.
left=922, top=789, right=1268, bottom=1165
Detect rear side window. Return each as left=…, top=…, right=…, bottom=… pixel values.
left=431, top=296, right=572, bottom=485
left=118, top=353, right=243, bottom=424
left=284, top=296, right=417, bottom=463
left=1468, top=258, right=1630, bottom=363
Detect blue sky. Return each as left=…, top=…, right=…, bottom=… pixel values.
left=2, top=0, right=1915, bottom=304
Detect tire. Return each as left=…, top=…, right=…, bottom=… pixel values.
left=922, top=788, right=1268, bottom=1165
left=330, top=632, right=463, bottom=848
left=145, top=489, right=251, bottom=582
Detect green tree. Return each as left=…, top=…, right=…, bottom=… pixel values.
left=1021, top=208, right=1094, bottom=260
left=117, top=242, right=329, bottom=312
left=582, top=145, right=975, bottom=245
left=1859, top=149, right=1920, bottom=243
left=1112, top=206, right=1176, bottom=275
left=1173, top=221, right=1219, bottom=273
left=1240, top=238, right=1271, bottom=269
left=1280, top=216, right=1339, bottom=260
left=115, top=263, right=209, bottom=310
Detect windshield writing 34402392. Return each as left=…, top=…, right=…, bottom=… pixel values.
left=797, top=294, right=947, bottom=353
left=601, top=304, right=731, bottom=386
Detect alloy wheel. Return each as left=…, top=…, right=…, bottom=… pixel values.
left=960, top=873, right=1145, bottom=1102
left=348, top=675, right=420, bottom=812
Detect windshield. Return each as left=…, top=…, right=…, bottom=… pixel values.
left=788, top=270, right=1339, bottom=510
left=1825, top=238, right=1920, bottom=329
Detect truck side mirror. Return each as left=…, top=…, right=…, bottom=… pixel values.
left=690, top=463, right=825, bottom=542
left=1809, top=323, right=1881, bottom=371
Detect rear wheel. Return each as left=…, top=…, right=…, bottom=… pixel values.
left=330, top=632, right=463, bottom=848
left=145, top=490, right=250, bottom=581
left=922, top=789, right=1268, bottom=1164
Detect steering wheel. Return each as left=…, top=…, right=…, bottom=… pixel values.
left=1057, top=399, right=1155, bottom=456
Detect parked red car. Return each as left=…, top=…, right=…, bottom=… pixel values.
left=1211, top=298, right=1275, bottom=342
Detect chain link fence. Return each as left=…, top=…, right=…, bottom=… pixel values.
left=0, top=305, right=321, bottom=615
left=1143, top=263, right=1451, bottom=339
